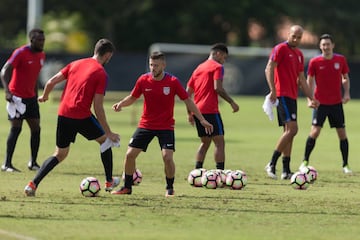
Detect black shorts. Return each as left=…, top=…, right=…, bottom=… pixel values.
left=312, top=103, right=345, bottom=128
left=129, top=128, right=175, bottom=152
left=56, top=115, right=105, bottom=148
left=277, top=97, right=297, bottom=126
left=194, top=113, right=224, bottom=137
left=8, top=97, right=40, bottom=120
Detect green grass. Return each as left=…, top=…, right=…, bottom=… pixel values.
left=0, top=93, right=359, bottom=240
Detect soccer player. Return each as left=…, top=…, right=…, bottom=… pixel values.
left=24, top=39, right=120, bottom=196
left=264, top=25, right=319, bottom=180
left=110, top=51, right=213, bottom=197
left=300, top=34, right=352, bottom=174
left=186, top=43, right=239, bottom=171
left=1, top=29, right=45, bottom=172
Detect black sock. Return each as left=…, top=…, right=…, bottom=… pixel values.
left=33, top=156, right=59, bottom=186
left=282, top=156, right=291, bottom=173
left=124, top=174, right=133, bottom=189
left=101, top=148, right=113, bottom=182
left=340, top=139, right=349, bottom=167
left=166, top=177, right=174, bottom=190
left=216, top=162, right=225, bottom=170
left=304, top=137, right=316, bottom=161
left=195, top=161, right=203, bottom=169
left=270, top=150, right=281, bottom=166
left=5, top=127, right=21, bottom=166
left=30, top=129, right=40, bottom=164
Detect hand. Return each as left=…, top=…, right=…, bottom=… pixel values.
left=308, top=98, right=320, bottom=109
left=38, top=95, right=48, bottom=103
left=230, top=101, right=239, bottom=113
left=112, top=102, right=122, bottom=112
left=107, top=132, right=120, bottom=142
left=342, top=93, right=350, bottom=104
left=200, top=119, right=214, bottom=135
left=188, top=114, right=195, bottom=126
left=5, top=91, right=12, bottom=102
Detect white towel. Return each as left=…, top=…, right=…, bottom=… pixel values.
left=262, top=94, right=279, bottom=121
left=6, top=96, right=26, bottom=118
left=100, top=138, right=120, bottom=153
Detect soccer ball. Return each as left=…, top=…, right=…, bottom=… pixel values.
left=80, top=177, right=101, bottom=197
left=187, top=168, right=206, bottom=187
left=201, top=170, right=222, bottom=189
left=226, top=170, right=248, bottom=190
left=300, top=166, right=318, bottom=183
left=290, top=171, right=310, bottom=190
left=122, top=168, right=143, bottom=185
left=213, top=169, right=227, bottom=188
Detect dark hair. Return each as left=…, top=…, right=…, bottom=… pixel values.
left=28, top=28, right=44, bottom=39
left=150, top=51, right=165, bottom=60
left=319, top=34, right=333, bottom=42
left=211, top=43, right=228, bottom=54
left=94, top=39, right=115, bottom=56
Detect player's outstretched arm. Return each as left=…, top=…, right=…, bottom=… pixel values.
left=38, top=72, right=66, bottom=102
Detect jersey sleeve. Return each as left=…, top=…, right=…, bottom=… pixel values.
left=175, top=77, right=189, bottom=100
left=130, top=76, right=143, bottom=98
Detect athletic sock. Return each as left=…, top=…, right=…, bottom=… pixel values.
left=340, top=139, right=349, bottom=167
left=124, top=174, right=133, bottom=189
left=282, top=156, right=291, bottom=173
left=304, top=136, right=316, bottom=161
left=5, top=127, right=21, bottom=166
left=166, top=177, right=175, bottom=190
left=33, top=156, right=59, bottom=186
left=101, top=148, right=113, bottom=182
left=216, top=162, right=225, bottom=170
left=30, top=129, right=40, bottom=164
left=270, top=150, right=281, bottom=166
left=195, top=161, right=203, bottom=169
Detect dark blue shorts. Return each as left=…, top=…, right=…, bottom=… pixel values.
left=277, top=97, right=297, bottom=126
left=128, top=128, right=175, bottom=152
left=194, top=113, right=224, bottom=137
left=8, top=97, right=40, bottom=120
left=312, top=103, right=345, bottom=128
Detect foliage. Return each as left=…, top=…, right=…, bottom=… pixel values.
left=0, top=95, right=360, bottom=239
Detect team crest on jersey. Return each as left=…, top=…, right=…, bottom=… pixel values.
left=163, top=87, right=170, bottom=95
left=334, top=62, right=340, bottom=70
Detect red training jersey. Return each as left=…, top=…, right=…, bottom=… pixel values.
left=270, top=41, right=304, bottom=99
left=7, top=45, right=45, bottom=98
left=187, top=59, right=224, bottom=114
left=58, top=58, right=108, bottom=119
left=131, top=72, right=189, bottom=130
left=308, top=54, right=349, bottom=105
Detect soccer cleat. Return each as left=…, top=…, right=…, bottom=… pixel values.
left=104, top=177, right=120, bottom=192
left=299, top=160, right=309, bottom=172
left=281, top=172, right=294, bottom=180
left=111, top=187, right=132, bottom=195
left=265, top=163, right=277, bottom=179
left=343, top=165, right=353, bottom=174
left=165, top=188, right=175, bottom=197
left=24, top=182, right=37, bottom=197
left=1, top=164, right=21, bottom=172
left=28, top=161, right=40, bottom=171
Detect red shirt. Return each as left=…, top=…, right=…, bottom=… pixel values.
left=58, top=58, right=108, bottom=119
left=270, top=42, right=304, bottom=99
left=187, top=59, right=224, bottom=114
left=308, top=54, right=349, bottom=105
left=131, top=72, right=189, bottom=130
left=7, top=45, right=45, bottom=98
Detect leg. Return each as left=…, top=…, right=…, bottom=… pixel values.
left=303, top=125, right=321, bottom=162
left=26, top=118, right=41, bottom=169
left=2, top=119, right=23, bottom=171
left=212, top=135, right=225, bottom=170
left=195, top=137, right=211, bottom=168
left=336, top=128, right=349, bottom=168
left=162, top=148, right=175, bottom=196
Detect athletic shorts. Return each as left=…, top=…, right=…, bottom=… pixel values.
left=56, top=115, right=105, bottom=148
left=194, top=113, right=224, bottom=137
left=277, top=97, right=297, bottom=126
left=128, top=128, right=175, bottom=152
left=8, top=97, right=40, bottom=120
left=312, top=103, right=345, bottom=128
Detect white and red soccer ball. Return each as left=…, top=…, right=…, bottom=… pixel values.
left=80, top=177, right=101, bottom=197
left=290, top=171, right=310, bottom=190
left=226, top=170, right=247, bottom=190
left=122, top=168, right=143, bottom=185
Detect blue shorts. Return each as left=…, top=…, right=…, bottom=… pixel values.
left=194, top=113, right=224, bottom=137
left=56, top=115, right=104, bottom=148
left=312, top=103, right=345, bottom=128
left=276, top=97, right=297, bottom=126
left=129, top=128, right=175, bottom=152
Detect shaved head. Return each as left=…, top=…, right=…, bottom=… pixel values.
left=287, top=25, right=304, bottom=48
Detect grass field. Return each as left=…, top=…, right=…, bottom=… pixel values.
left=0, top=93, right=359, bottom=240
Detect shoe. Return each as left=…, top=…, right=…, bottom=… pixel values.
left=111, top=187, right=132, bottom=195
left=24, top=182, right=37, bottom=197
left=165, top=188, right=175, bottom=197
left=265, top=163, right=277, bottom=179
left=343, top=165, right=353, bottom=174
left=299, top=160, right=309, bottom=172
left=105, top=177, right=120, bottom=192
left=1, top=164, right=21, bottom=172
left=28, top=161, right=40, bottom=171
left=281, top=172, right=293, bottom=180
